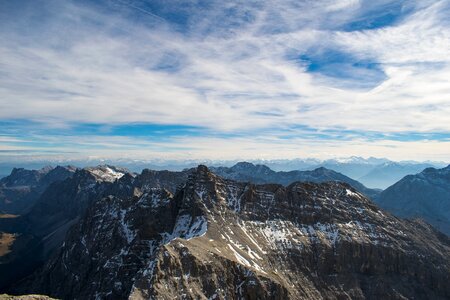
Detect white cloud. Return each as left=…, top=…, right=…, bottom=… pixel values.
left=0, top=0, right=449, bottom=160
left=335, top=1, right=450, bottom=63
left=325, top=0, right=361, bottom=12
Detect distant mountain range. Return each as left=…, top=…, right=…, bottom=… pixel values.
left=210, top=162, right=380, bottom=199
left=357, top=162, right=438, bottom=189
left=0, top=156, right=446, bottom=189
left=257, top=156, right=391, bottom=176
left=244, top=157, right=444, bottom=188
left=376, top=165, right=450, bottom=235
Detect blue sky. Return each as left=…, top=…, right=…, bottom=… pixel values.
left=0, top=0, right=449, bottom=162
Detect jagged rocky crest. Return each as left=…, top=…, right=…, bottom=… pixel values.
left=13, top=166, right=450, bottom=299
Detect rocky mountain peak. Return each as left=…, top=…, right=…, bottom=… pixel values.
left=312, top=166, right=328, bottom=171
left=180, top=165, right=220, bottom=209
left=194, top=164, right=211, bottom=176
left=230, top=161, right=255, bottom=170
left=83, top=165, right=129, bottom=182
left=71, top=168, right=98, bottom=185
left=38, top=166, right=54, bottom=174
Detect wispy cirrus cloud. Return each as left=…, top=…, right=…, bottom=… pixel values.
left=0, top=0, right=449, bottom=161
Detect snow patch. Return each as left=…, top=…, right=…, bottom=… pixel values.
left=163, top=214, right=208, bottom=242
left=346, top=189, right=361, bottom=198
left=228, top=244, right=251, bottom=267
left=120, top=209, right=136, bottom=244
left=89, top=166, right=125, bottom=182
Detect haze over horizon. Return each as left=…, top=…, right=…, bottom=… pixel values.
left=1, top=0, right=450, bottom=162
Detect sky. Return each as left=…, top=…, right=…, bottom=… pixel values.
left=0, top=0, right=449, bottom=163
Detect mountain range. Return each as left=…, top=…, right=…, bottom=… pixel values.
left=6, top=165, right=450, bottom=299
left=356, top=162, right=440, bottom=189
left=210, top=162, right=380, bottom=199
left=1, top=157, right=445, bottom=189
left=280, top=159, right=438, bottom=189
left=0, top=163, right=449, bottom=299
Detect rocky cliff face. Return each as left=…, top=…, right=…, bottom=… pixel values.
left=15, top=166, right=450, bottom=299
left=211, top=162, right=380, bottom=199
left=376, top=165, right=450, bottom=236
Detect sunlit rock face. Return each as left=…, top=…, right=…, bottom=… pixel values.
left=14, top=166, right=450, bottom=299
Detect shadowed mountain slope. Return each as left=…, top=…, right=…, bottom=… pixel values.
left=0, top=166, right=77, bottom=215
left=376, top=165, right=450, bottom=236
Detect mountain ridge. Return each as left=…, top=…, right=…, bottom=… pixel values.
left=376, top=164, right=450, bottom=235
left=210, top=162, right=380, bottom=199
